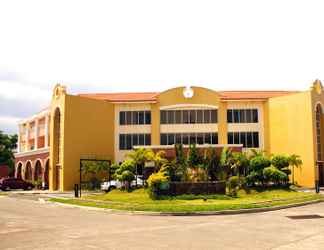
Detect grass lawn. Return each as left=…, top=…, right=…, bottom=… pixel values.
left=49, top=188, right=324, bottom=213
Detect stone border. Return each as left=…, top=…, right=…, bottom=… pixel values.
left=49, top=198, right=324, bottom=216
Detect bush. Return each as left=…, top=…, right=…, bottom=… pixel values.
left=263, top=166, right=288, bottom=185
left=147, top=171, right=170, bottom=199
left=271, top=155, right=289, bottom=170
left=114, top=160, right=136, bottom=191
left=227, top=176, right=240, bottom=196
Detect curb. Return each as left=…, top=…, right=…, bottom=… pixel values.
left=49, top=199, right=324, bottom=216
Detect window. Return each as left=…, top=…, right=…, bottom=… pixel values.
left=119, top=133, right=151, bottom=150
left=227, top=109, right=259, bottom=123
left=227, top=131, right=259, bottom=148
left=120, top=111, right=151, bottom=125
left=161, top=111, right=167, bottom=124
left=138, top=111, right=145, bottom=124
left=160, top=133, right=218, bottom=145
left=160, top=109, right=217, bottom=124
left=120, top=111, right=126, bottom=125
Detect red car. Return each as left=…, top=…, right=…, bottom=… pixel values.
left=0, top=178, right=34, bottom=191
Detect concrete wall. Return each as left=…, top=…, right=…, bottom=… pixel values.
left=268, top=91, right=315, bottom=187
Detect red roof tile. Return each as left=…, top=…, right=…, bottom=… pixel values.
left=78, top=90, right=298, bottom=102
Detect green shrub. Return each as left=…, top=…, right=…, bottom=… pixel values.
left=271, top=155, right=289, bottom=170
left=114, top=160, right=136, bottom=190
left=227, top=176, right=240, bottom=196
left=147, top=171, right=170, bottom=199
left=263, top=166, right=288, bottom=185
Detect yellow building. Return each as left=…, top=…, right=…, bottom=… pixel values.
left=14, top=80, right=324, bottom=191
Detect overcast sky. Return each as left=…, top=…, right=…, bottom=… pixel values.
left=1, top=0, right=324, bottom=134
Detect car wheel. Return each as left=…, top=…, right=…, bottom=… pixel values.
left=108, top=186, right=116, bottom=192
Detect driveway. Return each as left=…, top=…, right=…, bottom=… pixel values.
left=0, top=195, right=324, bottom=250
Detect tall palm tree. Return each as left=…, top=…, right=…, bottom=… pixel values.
left=288, top=154, right=302, bottom=185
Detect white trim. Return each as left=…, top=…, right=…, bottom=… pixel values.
left=110, top=101, right=157, bottom=104
left=222, top=99, right=267, bottom=102
left=160, top=104, right=218, bottom=110
left=14, top=147, right=49, bottom=158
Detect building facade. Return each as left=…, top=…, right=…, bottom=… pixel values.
left=14, top=81, right=324, bottom=191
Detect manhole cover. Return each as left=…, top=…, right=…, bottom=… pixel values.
left=286, top=214, right=324, bottom=220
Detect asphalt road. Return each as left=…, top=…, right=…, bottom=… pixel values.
left=1, top=195, right=324, bottom=250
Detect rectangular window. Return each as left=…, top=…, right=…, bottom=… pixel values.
left=132, top=134, right=138, bottom=146
left=175, top=110, right=182, bottom=124
left=240, top=109, right=246, bottom=123
left=246, top=109, right=252, bottom=123
left=139, top=134, right=145, bottom=145
left=175, top=133, right=182, bottom=144
left=227, top=131, right=260, bottom=148
left=196, top=110, right=203, bottom=123
left=183, top=110, right=189, bottom=124
left=161, top=111, right=167, bottom=124
left=126, top=111, right=132, bottom=125
left=253, top=132, right=259, bottom=148
left=145, top=111, right=151, bottom=124
left=189, top=110, right=196, bottom=124
left=136, top=111, right=144, bottom=124
left=228, top=132, right=233, bottom=144
left=233, top=110, right=240, bottom=123
left=227, top=110, right=233, bottom=123
left=204, top=133, right=211, bottom=144
left=182, top=133, right=189, bottom=144
left=168, top=134, right=175, bottom=145
left=189, top=133, right=196, bottom=144
left=211, top=109, right=217, bottom=123
left=197, top=133, right=204, bottom=144
left=161, top=134, right=167, bottom=145
left=126, top=134, right=132, bottom=149
left=252, top=109, right=258, bottom=123
left=120, top=112, right=126, bottom=125
left=211, top=133, right=218, bottom=144
left=203, top=110, right=210, bottom=123
left=145, top=134, right=151, bottom=145
left=132, top=111, right=139, bottom=125
left=167, top=110, right=175, bottom=124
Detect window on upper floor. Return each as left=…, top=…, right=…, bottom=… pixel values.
left=227, top=131, right=259, bottom=148
left=160, top=109, right=218, bottom=124
left=119, top=111, right=151, bottom=125
left=160, top=132, right=218, bottom=145
left=227, top=109, right=258, bottom=123
left=119, top=133, right=151, bottom=150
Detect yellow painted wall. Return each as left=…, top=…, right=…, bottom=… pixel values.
left=268, top=91, right=315, bottom=187
left=50, top=88, right=115, bottom=191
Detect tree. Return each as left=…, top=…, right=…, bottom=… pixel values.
left=114, top=159, right=136, bottom=191
left=127, top=148, right=153, bottom=175
left=232, top=152, right=250, bottom=177
left=0, top=131, right=18, bottom=176
left=288, top=154, right=303, bottom=185
left=206, top=147, right=219, bottom=181
left=219, top=147, right=234, bottom=180
left=174, top=144, right=188, bottom=181
left=187, top=144, right=201, bottom=168
left=80, top=160, right=111, bottom=189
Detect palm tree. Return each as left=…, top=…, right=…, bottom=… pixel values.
left=219, top=147, right=234, bottom=180
left=232, top=152, right=249, bottom=177
left=288, top=154, right=302, bottom=185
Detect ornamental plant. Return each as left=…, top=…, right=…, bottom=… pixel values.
left=114, top=159, right=135, bottom=191
left=147, top=170, right=170, bottom=199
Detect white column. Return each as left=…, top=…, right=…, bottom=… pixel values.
left=45, top=115, right=49, bottom=148
left=34, top=119, right=39, bottom=150
left=25, top=123, right=29, bottom=151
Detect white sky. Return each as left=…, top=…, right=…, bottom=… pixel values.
left=0, top=0, right=324, bottom=134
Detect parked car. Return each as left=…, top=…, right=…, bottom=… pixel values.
left=0, top=177, right=34, bottom=191
left=101, top=176, right=144, bottom=192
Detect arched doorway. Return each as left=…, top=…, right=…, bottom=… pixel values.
left=24, top=161, right=32, bottom=181
left=315, top=104, right=324, bottom=186
left=53, top=108, right=62, bottom=190
left=44, top=159, right=49, bottom=189
left=16, top=162, right=23, bottom=179
left=34, top=160, right=42, bottom=182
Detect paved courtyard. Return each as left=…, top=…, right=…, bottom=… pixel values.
left=1, top=194, right=324, bottom=250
